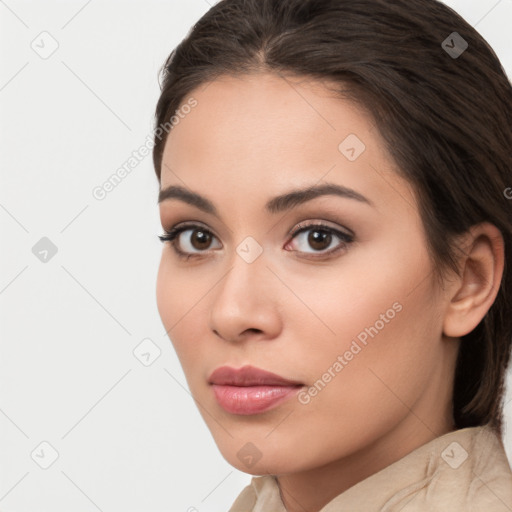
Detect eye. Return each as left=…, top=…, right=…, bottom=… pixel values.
left=158, top=221, right=354, bottom=261
left=285, top=221, right=354, bottom=258
left=158, top=223, right=221, bottom=260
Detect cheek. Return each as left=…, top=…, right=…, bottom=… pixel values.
left=155, top=254, right=211, bottom=374
left=156, top=255, right=189, bottom=358
left=290, top=236, right=438, bottom=415
left=302, top=300, right=438, bottom=447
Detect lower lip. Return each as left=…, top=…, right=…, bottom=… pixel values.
left=211, top=384, right=302, bottom=415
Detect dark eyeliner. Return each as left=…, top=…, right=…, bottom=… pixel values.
left=158, top=222, right=215, bottom=260
left=287, top=222, right=354, bottom=258
left=158, top=221, right=354, bottom=259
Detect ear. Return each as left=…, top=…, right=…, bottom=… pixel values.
left=443, top=222, right=505, bottom=338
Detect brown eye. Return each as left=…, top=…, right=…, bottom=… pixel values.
left=174, top=226, right=221, bottom=254
left=187, top=229, right=214, bottom=250
left=159, top=221, right=354, bottom=261
left=307, top=229, right=333, bottom=251
left=287, top=222, right=354, bottom=258
left=158, top=223, right=222, bottom=259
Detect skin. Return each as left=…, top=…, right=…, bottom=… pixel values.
left=156, top=72, right=504, bottom=512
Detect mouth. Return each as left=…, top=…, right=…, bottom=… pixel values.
left=208, top=365, right=304, bottom=415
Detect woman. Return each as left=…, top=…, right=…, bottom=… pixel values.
left=152, top=0, right=512, bottom=510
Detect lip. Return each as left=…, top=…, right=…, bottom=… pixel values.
left=208, top=365, right=303, bottom=387
left=208, top=365, right=304, bottom=415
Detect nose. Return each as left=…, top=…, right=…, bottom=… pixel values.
left=209, top=247, right=282, bottom=344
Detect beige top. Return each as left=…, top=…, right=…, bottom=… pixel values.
left=228, top=425, right=512, bottom=511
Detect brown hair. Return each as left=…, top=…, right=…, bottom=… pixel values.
left=152, top=0, right=512, bottom=437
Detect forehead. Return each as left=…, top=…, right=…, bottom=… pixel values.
left=160, top=72, right=416, bottom=218
left=164, top=72, right=372, bottom=161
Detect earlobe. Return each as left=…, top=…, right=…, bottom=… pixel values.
left=442, top=222, right=505, bottom=338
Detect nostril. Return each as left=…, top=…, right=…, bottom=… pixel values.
left=244, top=328, right=262, bottom=335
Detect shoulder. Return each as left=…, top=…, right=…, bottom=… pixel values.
left=429, top=425, right=512, bottom=512
left=465, top=426, right=512, bottom=512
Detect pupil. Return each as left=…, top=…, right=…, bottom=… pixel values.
left=193, top=230, right=210, bottom=249
left=309, top=230, right=331, bottom=250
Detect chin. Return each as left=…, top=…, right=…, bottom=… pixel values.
left=216, top=439, right=311, bottom=476
left=227, top=456, right=289, bottom=476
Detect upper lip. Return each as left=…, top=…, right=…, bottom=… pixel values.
left=208, top=365, right=303, bottom=387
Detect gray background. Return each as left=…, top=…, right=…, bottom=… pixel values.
left=1, top=1, right=511, bottom=511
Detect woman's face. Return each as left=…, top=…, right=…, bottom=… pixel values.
left=156, top=72, right=458, bottom=476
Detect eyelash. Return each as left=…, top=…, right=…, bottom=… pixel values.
left=158, top=222, right=354, bottom=261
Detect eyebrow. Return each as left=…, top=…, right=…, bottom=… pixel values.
left=157, top=182, right=374, bottom=216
